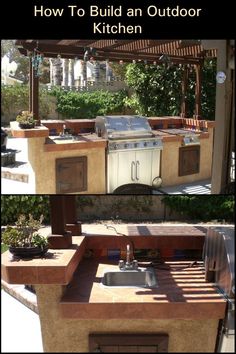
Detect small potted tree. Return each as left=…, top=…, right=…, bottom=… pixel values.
left=2, top=214, right=49, bottom=258
left=16, top=111, right=36, bottom=129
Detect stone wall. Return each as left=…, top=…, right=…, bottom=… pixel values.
left=76, top=195, right=188, bottom=222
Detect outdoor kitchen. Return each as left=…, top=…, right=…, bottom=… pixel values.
left=1, top=217, right=234, bottom=352
left=3, top=39, right=233, bottom=194
left=7, top=115, right=214, bottom=194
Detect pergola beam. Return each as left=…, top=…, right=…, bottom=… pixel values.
left=16, top=40, right=214, bottom=64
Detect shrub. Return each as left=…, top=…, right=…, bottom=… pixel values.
left=162, top=196, right=234, bottom=222
left=1, top=84, right=51, bottom=122
left=2, top=214, right=48, bottom=248
left=1, top=196, right=50, bottom=225
left=50, top=88, right=128, bottom=118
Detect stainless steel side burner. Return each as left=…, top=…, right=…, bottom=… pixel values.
left=159, top=128, right=200, bottom=146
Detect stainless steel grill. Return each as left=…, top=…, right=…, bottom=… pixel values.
left=95, top=115, right=163, bottom=193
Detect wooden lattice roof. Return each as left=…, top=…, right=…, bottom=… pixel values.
left=16, top=40, right=217, bottom=64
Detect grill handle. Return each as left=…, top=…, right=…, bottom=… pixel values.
left=131, top=161, right=135, bottom=181
left=136, top=160, right=140, bottom=180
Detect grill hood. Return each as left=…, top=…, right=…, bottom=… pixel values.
left=95, top=115, right=154, bottom=139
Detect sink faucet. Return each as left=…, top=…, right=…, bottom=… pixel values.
left=104, top=225, right=138, bottom=271
left=119, top=244, right=138, bottom=270
left=126, top=244, right=131, bottom=266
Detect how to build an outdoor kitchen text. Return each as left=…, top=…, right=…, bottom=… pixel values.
left=33, top=4, right=203, bottom=34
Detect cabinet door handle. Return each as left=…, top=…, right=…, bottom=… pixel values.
left=131, top=161, right=135, bottom=181
left=136, top=160, right=140, bottom=180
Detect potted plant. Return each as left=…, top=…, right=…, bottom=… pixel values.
left=2, top=214, right=49, bottom=258
left=16, top=111, right=36, bottom=129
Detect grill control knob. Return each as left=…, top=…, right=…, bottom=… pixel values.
left=114, top=144, right=118, bottom=149
left=124, top=143, right=128, bottom=148
left=143, top=142, right=147, bottom=147
left=134, top=143, right=138, bottom=148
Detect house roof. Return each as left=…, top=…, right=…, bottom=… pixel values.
left=16, top=40, right=217, bottom=64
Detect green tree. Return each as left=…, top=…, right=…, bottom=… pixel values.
left=1, top=40, right=50, bottom=84
left=124, top=59, right=216, bottom=120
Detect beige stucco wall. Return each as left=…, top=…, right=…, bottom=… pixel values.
left=35, top=285, right=219, bottom=353
left=161, top=128, right=214, bottom=187
left=27, top=138, right=106, bottom=194
left=26, top=128, right=213, bottom=193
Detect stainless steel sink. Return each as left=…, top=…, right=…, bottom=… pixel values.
left=101, top=268, right=158, bottom=288
left=52, top=135, right=74, bottom=141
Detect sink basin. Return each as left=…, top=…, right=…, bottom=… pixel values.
left=101, top=268, right=158, bottom=288
left=52, top=135, right=74, bottom=141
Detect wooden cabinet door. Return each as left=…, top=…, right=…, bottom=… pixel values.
left=89, top=334, right=168, bottom=353
left=179, top=146, right=200, bottom=176
left=56, top=156, right=87, bottom=193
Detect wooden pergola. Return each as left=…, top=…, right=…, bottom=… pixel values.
left=15, top=39, right=234, bottom=194
left=16, top=39, right=217, bottom=122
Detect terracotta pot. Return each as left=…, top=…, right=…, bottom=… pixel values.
left=9, top=246, right=48, bottom=258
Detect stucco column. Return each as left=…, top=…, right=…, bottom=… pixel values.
left=52, top=57, right=62, bottom=86
left=81, top=60, right=87, bottom=86
left=49, top=59, right=54, bottom=85
left=106, top=60, right=111, bottom=82
left=93, top=61, right=100, bottom=82
left=62, top=58, right=69, bottom=87
left=202, top=40, right=233, bottom=193
left=68, top=59, right=75, bottom=88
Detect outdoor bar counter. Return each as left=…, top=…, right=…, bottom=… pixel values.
left=2, top=226, right=226, bottom=352
left=9, top=117, right=214, bottom=194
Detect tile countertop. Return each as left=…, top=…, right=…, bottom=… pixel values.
left=59, top=257, right=226, bottom=320
left=44, top=133, right=107, bottom=152
left=1, top=236, right=86, bottom=285
left=1, top=226, right=207, bottom=285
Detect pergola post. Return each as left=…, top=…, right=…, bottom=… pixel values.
left=180, top=65, right=189, bottom=117
left=31, top=63, right=40, bottom=125
left=194, top=62, right=203, bottom=119
left=48, top=196, right=72, bottom=249
left=202, top=40, right=234, bottom=193
left=64, top=196, right=82, bottom=236
left=29, top=57, right=33, bottom=111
